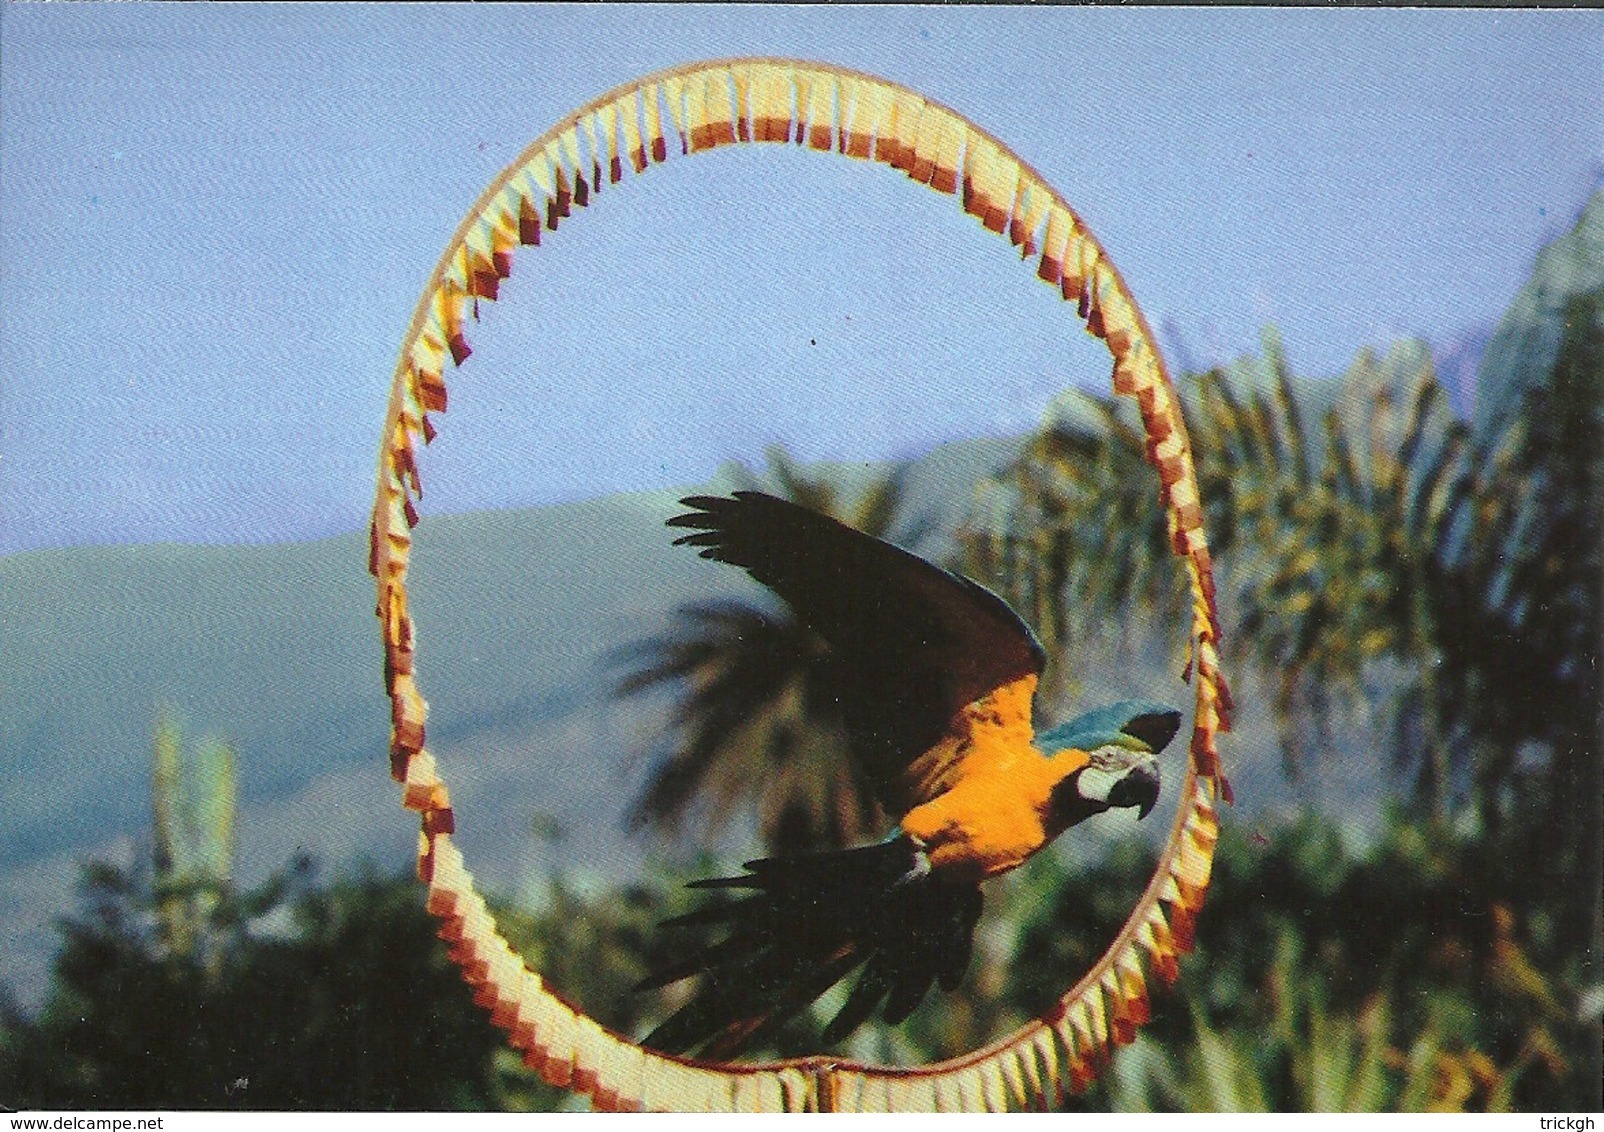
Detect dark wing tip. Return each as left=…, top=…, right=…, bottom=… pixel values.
left=671, top=492, right=779, bottom=517
left=686, top=874, right=762, bottom=890
left=677, top=493, right=732, bottom=509
left=666, top=495, right=734, bottom=530
left=670, top=530, right=724, bottom=547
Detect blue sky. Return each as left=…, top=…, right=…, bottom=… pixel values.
left=2, top=4, right=1600, bottom=554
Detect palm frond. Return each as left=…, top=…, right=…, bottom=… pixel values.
left=964, top=318, right=1597, bottom=821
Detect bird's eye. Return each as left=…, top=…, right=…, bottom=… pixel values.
left=1086, top=743, right=1129, bottom=768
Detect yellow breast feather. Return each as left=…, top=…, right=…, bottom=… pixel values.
left=901, top=675, right=1090, bottom=881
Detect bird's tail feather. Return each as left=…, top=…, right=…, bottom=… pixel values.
left=638, top=837, right=982, bottom=1060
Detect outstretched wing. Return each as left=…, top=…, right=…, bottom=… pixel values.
left=668, top=491, right=1045, bottom=811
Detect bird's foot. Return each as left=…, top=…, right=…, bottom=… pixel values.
left=895, top=836, right=932, bottom=889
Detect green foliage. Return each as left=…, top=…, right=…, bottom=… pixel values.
left=1008, top=816, right=1595, bottom=1111
left=0, top=717, right=533, bottom=1111
left=1469, top=289, right=1603, bottom=936
left=1125, top=961, right=1424, bottom=1111
left=4, top=741, right=1595, bottom=1111
left=0, top=853, right=535, bottom=1110
left=494, top=813, right=1598, bottom=1110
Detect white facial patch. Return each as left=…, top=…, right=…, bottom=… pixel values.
left=1077, top=744, right=1156, bottom=804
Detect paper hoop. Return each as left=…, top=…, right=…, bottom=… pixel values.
left=369, top=58, right=1232, bottom=1112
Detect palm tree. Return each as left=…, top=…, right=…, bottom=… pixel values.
left=961, top=312, right=1599, bottom=829
left=150, top=713, right=238, bottom=975
left=1471, top=289, right=1602, bottom=954
left=615, top=446, right=923, bottom=855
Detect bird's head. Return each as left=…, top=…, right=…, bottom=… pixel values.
left=1039, top=700, right=1182, bottom=829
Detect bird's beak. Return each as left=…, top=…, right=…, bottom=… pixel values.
left=1108, top=760, right=1161, bottom=820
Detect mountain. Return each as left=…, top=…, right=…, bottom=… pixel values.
left=0, top=436, right=1028, bottom=1006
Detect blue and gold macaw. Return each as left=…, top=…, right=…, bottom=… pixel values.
left=639, top=491, right=1181, bottom=1058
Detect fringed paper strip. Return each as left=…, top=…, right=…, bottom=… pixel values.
left=370, top=57, right=1230, bottom=1112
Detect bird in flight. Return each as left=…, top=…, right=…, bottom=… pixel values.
left=637, top=491, right=1181, bottom=1060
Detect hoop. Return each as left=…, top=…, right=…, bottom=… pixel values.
left=369, top=58, right=1232, bottom=1112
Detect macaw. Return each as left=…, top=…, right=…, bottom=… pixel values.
left=637, top=491, right=1181, bottom=1059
